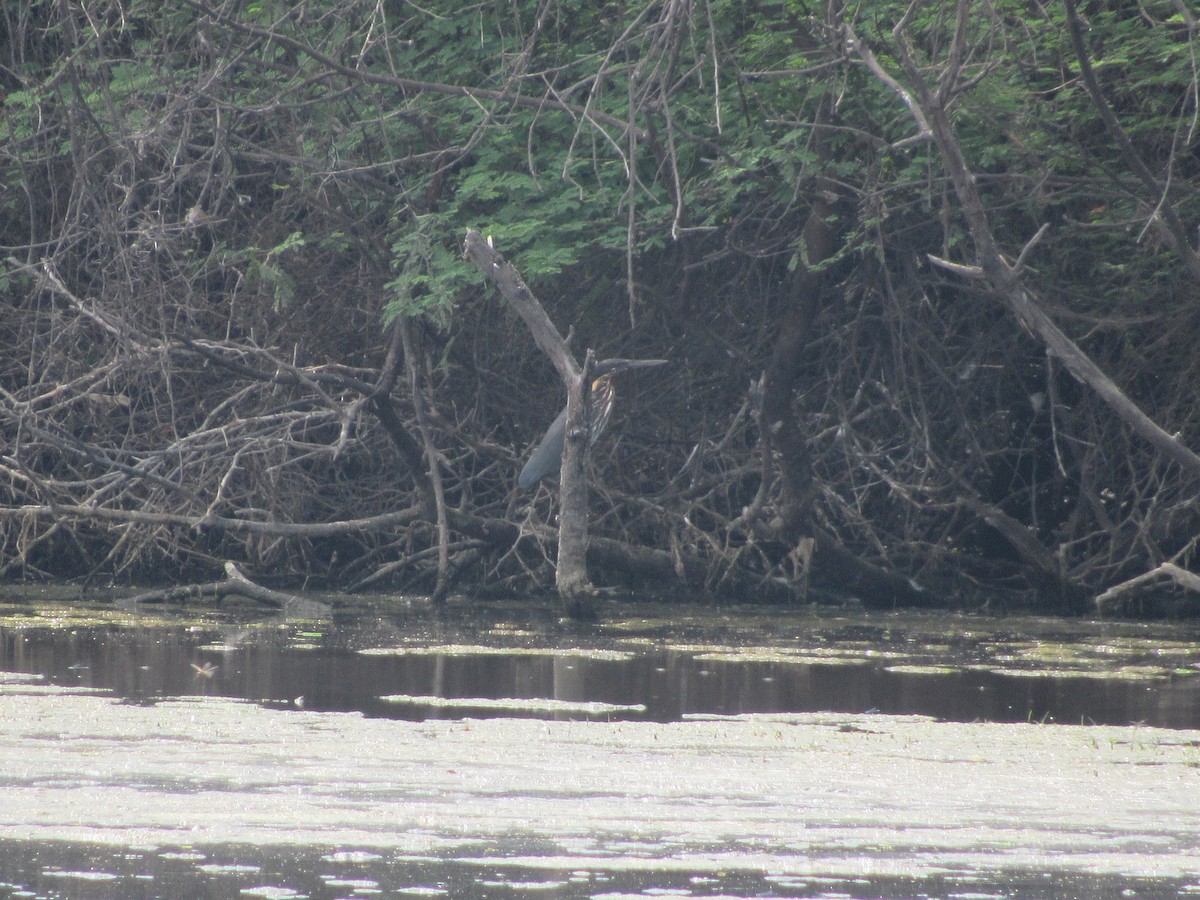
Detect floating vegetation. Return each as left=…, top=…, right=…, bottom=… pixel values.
left=42, top=870, right=120, bottom=881
left=0, top=671, right=43, bottom=684
left=970, top=665, right=1171, bottom=681
left=198, top=863, right=261, bottom=874
left=321, top=851, right=382, bottom=863
left=360, top=645, right=635, bottom=661
left=320, top=876, right=380, bottom=889
left=690, top=649, right=874, bottom=666
left=378, top=694, right=647, bottom=716
left=884, top=665, right=963, bottom=676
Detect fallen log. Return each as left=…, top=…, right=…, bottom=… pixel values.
left=119, top=561, right=332, bottom=617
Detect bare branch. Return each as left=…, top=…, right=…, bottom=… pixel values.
left=1063, top=0, right=1200, bottom=284
left=886, top=3, right=1200, bottom=480
left=183, top=0, right=647, bottom=143
left=841, top=23, right=931, bottom=147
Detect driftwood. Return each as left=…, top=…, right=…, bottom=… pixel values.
left=120, top=561, right=332, bottom=617
left=1094, top=562, right=1200, bottom=613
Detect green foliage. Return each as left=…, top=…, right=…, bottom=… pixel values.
left=244, top=233, right=307, bottom=311
left=385, top=219, right=465, bottom=328
left=3, top=0, right=1194, bottom=331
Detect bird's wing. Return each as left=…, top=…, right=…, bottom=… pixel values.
left=518, top=407, right=568, bottom=489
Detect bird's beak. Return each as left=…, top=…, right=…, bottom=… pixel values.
left=593, top=358, right=668, bottom=377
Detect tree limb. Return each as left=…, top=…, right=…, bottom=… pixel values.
left=887, top=5, right=1200, bottom=480
left=400, top=319, right=450, bottom=599
left=1063, top=0, right=1200, bottom=285
left=0, top=501, right=424, bottom=537
left=122, top=561, right=332, bottom=617
left=184, top=0, right=647, bottom=144
left=1094, top=562, right=1200, bottom=612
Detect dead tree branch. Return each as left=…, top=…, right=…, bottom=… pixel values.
left=1063, top=0, right=1200, bottom=285
left=122, top=561, right=332, bottom=617
left=1095, top=562, right=1200, bottom=612
left=882, top=4, right=1200, bottom=482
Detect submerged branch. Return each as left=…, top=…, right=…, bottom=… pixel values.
left=122, top=561, right=332, bottom=616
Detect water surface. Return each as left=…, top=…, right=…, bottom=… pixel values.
left=1, top=592, right=1199, bottom=899
left=1, top=598, right=1198, bottom=727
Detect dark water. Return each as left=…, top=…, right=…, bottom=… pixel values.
left=2, top=602, right=1200, bottom=899
left=1, top=617, right=1198, bottom=728
left=0, top=840, right=1193, bottom=900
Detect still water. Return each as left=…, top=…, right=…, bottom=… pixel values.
left=2, top=606, right=1198, bottom=727
left=0, top=596, right=1199, bottom=899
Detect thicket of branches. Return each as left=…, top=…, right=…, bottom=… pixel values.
left=2, top=0, right=1199, bottom=613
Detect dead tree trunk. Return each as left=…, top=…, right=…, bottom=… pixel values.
left=754, top=98, right=934, bottom=607
left=461, top=228, right=595, bottom=616
left=555, top=351, right=597, bottom=616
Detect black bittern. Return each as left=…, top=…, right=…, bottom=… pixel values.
left=518, top=358, right=667, bottom=490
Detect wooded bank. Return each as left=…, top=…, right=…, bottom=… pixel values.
left=2, top=1, right=1199, bottom=615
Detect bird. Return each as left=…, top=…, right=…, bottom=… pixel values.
left=518, top=358, right=667, bottom=490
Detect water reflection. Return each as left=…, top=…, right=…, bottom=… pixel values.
left=1, top=618, right=1198, bottom=728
